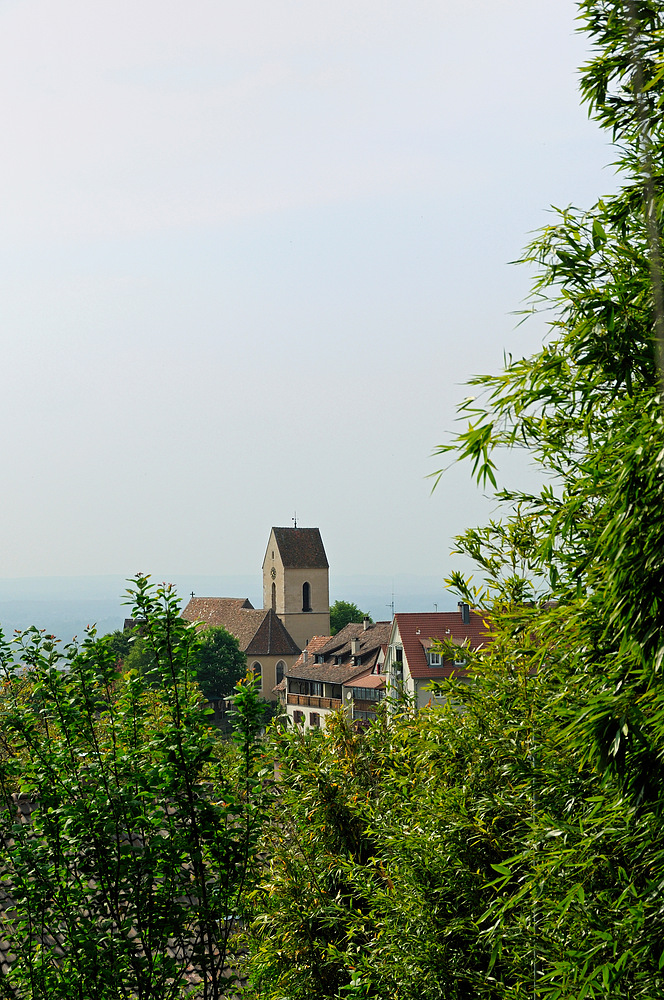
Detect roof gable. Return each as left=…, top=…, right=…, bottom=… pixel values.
left=287, top=621, right=391, bottom=685
left=245, top=609, right=301, bottom=656
left=394, top=610, right=491, bottom=680
left=268, top=527, right=329, bottom=569
left=182, top=598, right=300, bottom=655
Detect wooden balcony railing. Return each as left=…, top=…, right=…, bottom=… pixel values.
left=287, top=694, right=342, bottom=711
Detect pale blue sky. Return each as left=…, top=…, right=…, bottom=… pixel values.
left=0, top=0, right=615, bottom=585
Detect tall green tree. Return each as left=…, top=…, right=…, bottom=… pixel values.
left=427, top=1, right=664, bottom=995
left=0, top=575, right=269, bottom=999
left=329, top=600, right=372, bottom=635
left=192, top=625, right=247, bottom=701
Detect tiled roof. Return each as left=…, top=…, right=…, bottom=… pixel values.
left=0, top=795, right=244, bottom=988
left=394, top=610, right=491, bottom=680
left=346, top=672, right=385, bottom=689
left=286, top=622, right=391, bottom=685
left=316, top=621, right=392, bottom=667
left=290, top=635, right=332, bottom=670
left=182, top=598, right=300, bottom=656
left=271, top=527, right=329, bottom=569
left=286, top=659, right=370, bottom=686
left=245, top=609, right=301, bottom=657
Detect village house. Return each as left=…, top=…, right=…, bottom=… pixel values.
left=276, top=618, right=393, bottom=728
left=383, top=603, right=490, bottom=709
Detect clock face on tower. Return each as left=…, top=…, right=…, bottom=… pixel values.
left=270, top=567, right=276, bottom=580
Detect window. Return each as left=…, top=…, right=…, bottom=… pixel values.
left=302, top=581, right=311, bottom=612
left=252, top=662, right=262, bottom=689
left=429, top=651, right=442, bottom=666
left=276, top=660, right=285, bottom=684
left=352, top=687, right=385, bottom=702
left=311, top=681, right=323, bottom=697
left=271, top=582, right=276, bottom=612
left=310, top=712, right=320, bottom=728
left=293, top=710, right=304, bottom=725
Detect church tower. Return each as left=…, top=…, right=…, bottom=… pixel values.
left=262, top=527, right=330, bottom=650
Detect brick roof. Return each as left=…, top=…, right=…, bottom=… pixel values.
left=245, top=609, right=301, bottom=657
left=289, top=635, right=331, bottom=666
left=270, top=527, right=329, bottom=569
left=316, top=620, right=392, bottom=668
left=394, top=610, right=491, bottom=680
left=182, top=598, right=300, bottom=656
left=286, top=621, right=391, bottom=685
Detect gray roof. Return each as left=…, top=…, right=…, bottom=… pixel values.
left=270, top=527, right=328, bottom=569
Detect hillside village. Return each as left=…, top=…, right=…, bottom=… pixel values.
left=160, top=524, right=491, bottom=726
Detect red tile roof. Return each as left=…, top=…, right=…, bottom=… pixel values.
left=291, top=635, right=332, bottom=669
left=394, top=610, right=491, bottom=680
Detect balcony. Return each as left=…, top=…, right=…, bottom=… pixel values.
left=287, top=694, right=342, bottom=711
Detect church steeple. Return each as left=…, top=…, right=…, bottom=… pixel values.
left=262, top=526, right=330, bottom=649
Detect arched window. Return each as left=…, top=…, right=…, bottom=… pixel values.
left=252, top=662, right=262, bottom=690
left=271, top=582, right=276, bottom=612
left=276, top=660, right=285, bottom=684
left=302, top=581, right=311, bottom=612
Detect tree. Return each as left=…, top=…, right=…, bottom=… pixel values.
left=102, top=627, right=133, bottom=663
left=191, top=625, right=247, bottom=701
left=425, top=1, right=664, bottom=995
left=0, top=575, right=269, bottom=998
left=329, top=600, right=372, bottom=635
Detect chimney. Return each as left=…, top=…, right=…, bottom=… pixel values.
left=458, top=602, right=470, bottom=625
left=303, top=649, right=308, bottom=665
left=363, top=616, right=370, bottom=631
left=350, top=637, right=361, bottom=656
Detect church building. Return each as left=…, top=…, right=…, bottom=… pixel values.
left=182, top=526, right=330, bottom=702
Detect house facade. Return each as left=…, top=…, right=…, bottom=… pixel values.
left=277, top=620, right=392, bottom=728
left=383, top=603, right=490, bottom=709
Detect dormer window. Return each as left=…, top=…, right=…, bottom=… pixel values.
left=429, top=651, right=442, bottom=666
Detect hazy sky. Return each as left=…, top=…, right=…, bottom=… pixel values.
left=0, top=0, right=615, bottom=585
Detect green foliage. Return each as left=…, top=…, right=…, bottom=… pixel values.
left=0, top=575, right=269, bottom=998
left=102, top=627, right=133, bottom=663
left=192, top=625, right=247, bottom=701
left=329, top=601, right=372, bottom=636
left=121, top=624, right=246, bottom=704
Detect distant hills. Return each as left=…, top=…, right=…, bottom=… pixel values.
left=0, top=574, right=456, bottom=644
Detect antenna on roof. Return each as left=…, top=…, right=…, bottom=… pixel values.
left=386, top=585, right=395, bottom=620
left=292, top=512, right=298, bottom=528
left=434, top=603, right=438, bottom=612
left=190, top=591, right=195, bottom=599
